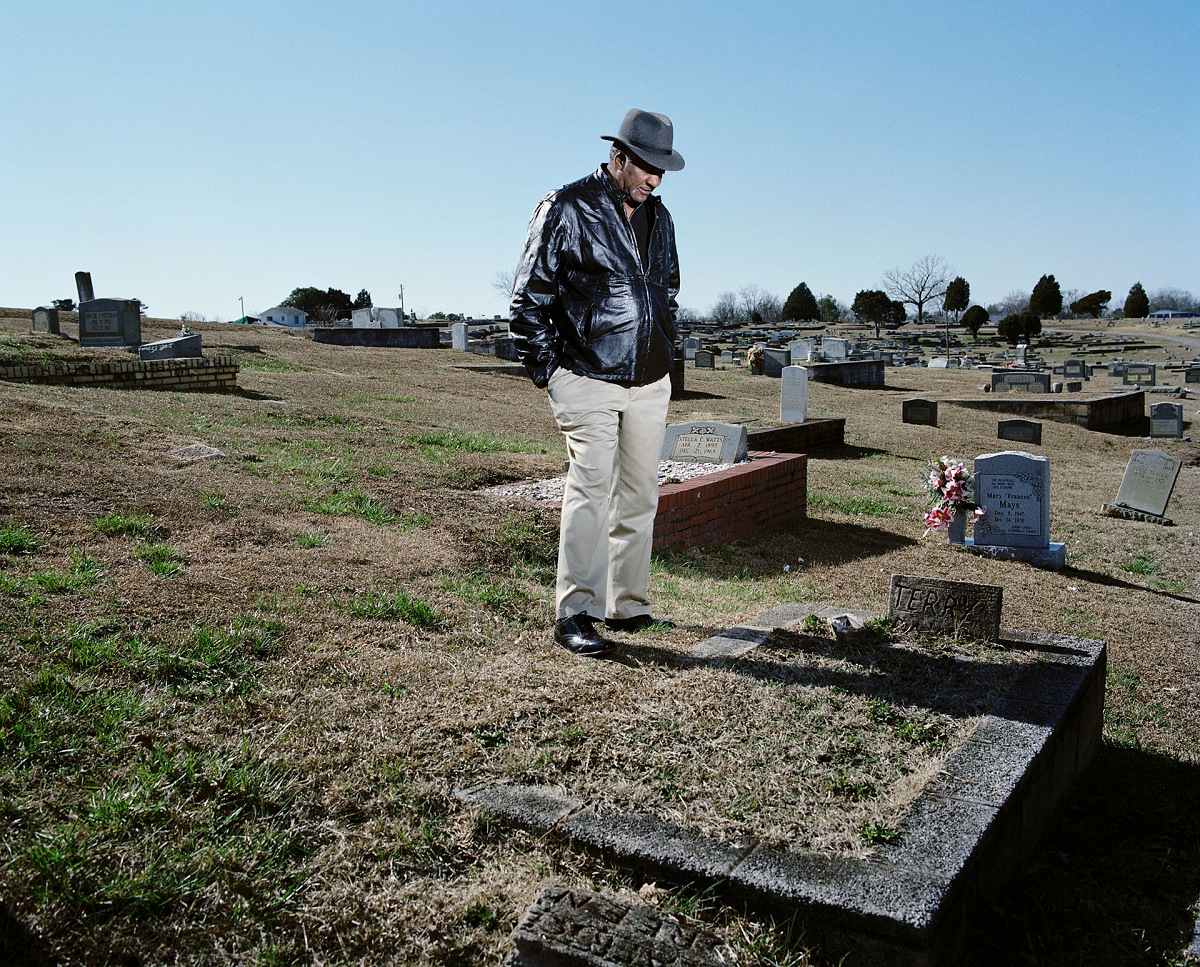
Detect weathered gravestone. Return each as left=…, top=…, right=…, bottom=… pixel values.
left=889, top=574, right=1002, bottom=641
left=823, top=337, right=850, bottom=360
left=720, top=350, right=737, bottom=365
left=31, top=307, right=60, bottom=335
left=1185, top=367, right=1200, bottom=384
left=1062, top=358, right=1089, bottom=380
left=1123, top=362, right=1156, bottom=386
left=138, top=333, right=202, bottom=360
left=78, top=298, right=141, bottom=348
left=1103, top=449, right=1182, bottom=525
left=902, top=398, right=938, bottom=427
left=966, top=450, right=1065, bottom=569
left=762, top=347, right=791, bottom=377
left=1149, top=401, right=1184, bottom=439
left=660, top=421, right=748, bottom=464
left=788, top=337, right=815, bottom=359
left=451, top=321, right=468, bottom=351
left=693, top=349, right=715, bottom=369
left=1108, top=361, right=1129, bottom=378
left=998, top=419, right=1043, bottom=445
left=991, top=370, right=1051, bottom=393
left=507, top=887, right=730, bottom=967
left=683, top=336, right=701, bottom=360
left=780, top=365, right=808, bottom=423
left=74, top=270, right=95, bottom=304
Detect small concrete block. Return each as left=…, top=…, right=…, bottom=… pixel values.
left=505, top=887, right=733, bottom=966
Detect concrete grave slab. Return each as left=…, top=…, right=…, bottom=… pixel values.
left=458, top=603, right=1106, bottom=967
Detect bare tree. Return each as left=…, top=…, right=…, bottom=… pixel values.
left=739, top=284, right=782, bottom=324
left=988, top=290, right=1031, bottom=317
left=492, top=270, right=516, bottom=299
left=882, top=255, right=952, bottom=323
left=711, top=291, right=741, bottom=326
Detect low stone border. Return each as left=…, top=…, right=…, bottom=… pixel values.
left=0, top=355, right=239, bottom=392
left=458, top=605, right=1105, bottom=966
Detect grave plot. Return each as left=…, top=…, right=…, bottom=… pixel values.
left=460, top=585, right=1106, bottom=966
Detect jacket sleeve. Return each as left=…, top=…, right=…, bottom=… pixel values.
left=510, top=195, right=568, bottom=388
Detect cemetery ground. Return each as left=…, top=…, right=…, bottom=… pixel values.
left=1, top=310, right=1198, bottom=966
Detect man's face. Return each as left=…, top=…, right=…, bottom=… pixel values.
left=611, top=151, right=664, bottom=206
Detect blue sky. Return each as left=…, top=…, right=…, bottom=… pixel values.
left=3, top=0, right=1197, bottom=321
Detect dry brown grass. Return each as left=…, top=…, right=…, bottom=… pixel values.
left=1, top=308, right=1198, bottom=965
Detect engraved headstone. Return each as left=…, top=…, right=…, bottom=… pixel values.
left=889, top=574, right=1002, bottom=641
left=138, top=333, right=202, bottom=360
left=972, top=451, right=1050, bottom=549
left=823, top=337, right=850, bottom=360
left=1062, top=358, right=1088, bottom=379
left=1108, top=361, right=1129, bottom=378
left=1185, top=367, right=1200, bottom=384
left=902, top=398, right=938, bottom=427
left=788, top=337, right=815, bottom=358
left=1123, top=362, right=1156, bottom=386
left=451, top=321, right=468, bottom=351
left=1109, top=449, right=1181, bottom=519
left=74, top=270, right=94, bottom=304
left=1148, top=401, right=1184, bottom=439
left=683, top=336, right=701, bottom=361
left=77, top=298, right=141, bottom=348
left=694, top=349, right=715, bottom=369
left=762, top=347, right=791, bottom=377
left=1014, top=343, right=1028, bottom=367
left=31, top=307, right=60, bottom=335
left=991, top=370, right=1051, bottom=393
left=998, top=419, right=1043, bottom=445
left=780, top=365, right=808, bottom=423
left=660, top=421, right=748, bottom=464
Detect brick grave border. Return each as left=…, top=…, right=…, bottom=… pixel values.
left=0, top=355, right=240, bottom=392
left=458, top=604, right=1105, bottom=966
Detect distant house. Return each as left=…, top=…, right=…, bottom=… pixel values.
left=1148, top=309, right=1199, bottom=319
left=259, top=306, right=309, bottom=327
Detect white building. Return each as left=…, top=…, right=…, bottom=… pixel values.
left=259, top=306, right=309, bottom=327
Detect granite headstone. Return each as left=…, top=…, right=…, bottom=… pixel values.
left=1110, top=449, right=1181, bottom=518
left=997, top=419, right=1043, bottom=445
left=780, top=365, right=808, bottom=423
left=972, top=450, right=1051, bottom=549
left=902, top=398, right=938, bottom=427
left=661, top=421, right=748, bottom=464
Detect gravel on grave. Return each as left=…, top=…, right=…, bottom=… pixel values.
left=483, top=459, right=747, bottom=502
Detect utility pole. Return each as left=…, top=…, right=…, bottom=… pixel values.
left=398, top=285, right=405, bottom=322
left=239, top=296, right=245, bottom=322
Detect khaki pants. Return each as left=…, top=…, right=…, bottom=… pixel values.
left=546, top=369, right=671, bottom=621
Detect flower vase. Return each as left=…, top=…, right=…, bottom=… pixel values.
left=947, top=511, right=967, bottom=545
left=750, top=362, right=764, bottom=376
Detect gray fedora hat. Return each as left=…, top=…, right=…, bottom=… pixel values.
left=602, top=108, right=685, bottom=171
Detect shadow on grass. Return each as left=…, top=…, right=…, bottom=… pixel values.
left=0, top=901, right=56, bottom=966
left=963, top=743, right=1200, bottom=966
left=1060, top=564, right=1200, bottom=605
left=805, top=443, right=892, bottom=461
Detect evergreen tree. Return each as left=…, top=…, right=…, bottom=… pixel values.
left=781, top=282, right=821, bottom=322
left=997, top=312, right=1041, bottom=346
left=817, top=295, right=844, bottom=323
left=961, top=304, right=989, bottom=339
left=1029, top=274, right=1063, bottom=318
left=353, top=289, right=373, bottom=310
left=943, top=277, right=970, bottom=318
left=1069, top=290, right=1112, bottom=318
left=1124, top=282, right=1149, bottom=319
left=852, top=289, right=893, bottom=338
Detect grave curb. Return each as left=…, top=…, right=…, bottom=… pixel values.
left=456, top=610, right=1105, bottom=967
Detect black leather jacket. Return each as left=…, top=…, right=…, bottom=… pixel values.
left=510, top=166, right=679, bottom=388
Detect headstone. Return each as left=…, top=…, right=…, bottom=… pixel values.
left=762, top=347, right=790, bottom=377
left=788, top=337, right=815, bottom=359
left=494, top=337, right=520, bottom=361
left=683, top=336, right=701, bottom=360
left=888, top=574, right=1002, bottom=641
left=1123, top=363, right=1156, bottom=386
left=823, top=337, right=850, bottom=360
left=720, top=350, right=736, bottom=365
left=694, top=349, right=715, bottom=369
left=1014, top=343, right=1028, bottom=367
left=997, top=419, right=1043, bottom=445
left=138, top=333, right=203, bottom=360
left=1108, top=361, right=1129, bottom=378
left=74, top=271, right=94, bottom=304
left=991, top=370, right=1051, bottom=393
left=1062, top=358, right=1088, bottom=379
left=31, top=307, right=60, bottom=335
left=661, top=421, right=748, bottom=464
left=780, top=365, right=808, bottom=423
left=508, top=887, right=730, bottom=967
left=451, top=321, right=468, bottom=351
left=1108, top=449, right=1182, bottom=520
left=902, top=398, right=938, bottom=427
left=1185, top=367, right=1200, bottom=384
left=1065, top=381, right=1082, bottom=392
left=77, top=298, right=141, bottom=348
left=972, top=451, right=1050, bottom=549
left=928, top=357, right=949, bottom=369
left=1148, top=401, right=1184, bottom=439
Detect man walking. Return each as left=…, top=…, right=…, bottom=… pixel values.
left=510, top=108, right=685, bottom=658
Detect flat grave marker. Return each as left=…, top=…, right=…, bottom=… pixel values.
left=661, top=421, right=748, bottom=464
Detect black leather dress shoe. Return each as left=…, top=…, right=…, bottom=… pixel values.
left=554, top=614, right=613, bottom=657
left=605, top=614, right=676, bottom=632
